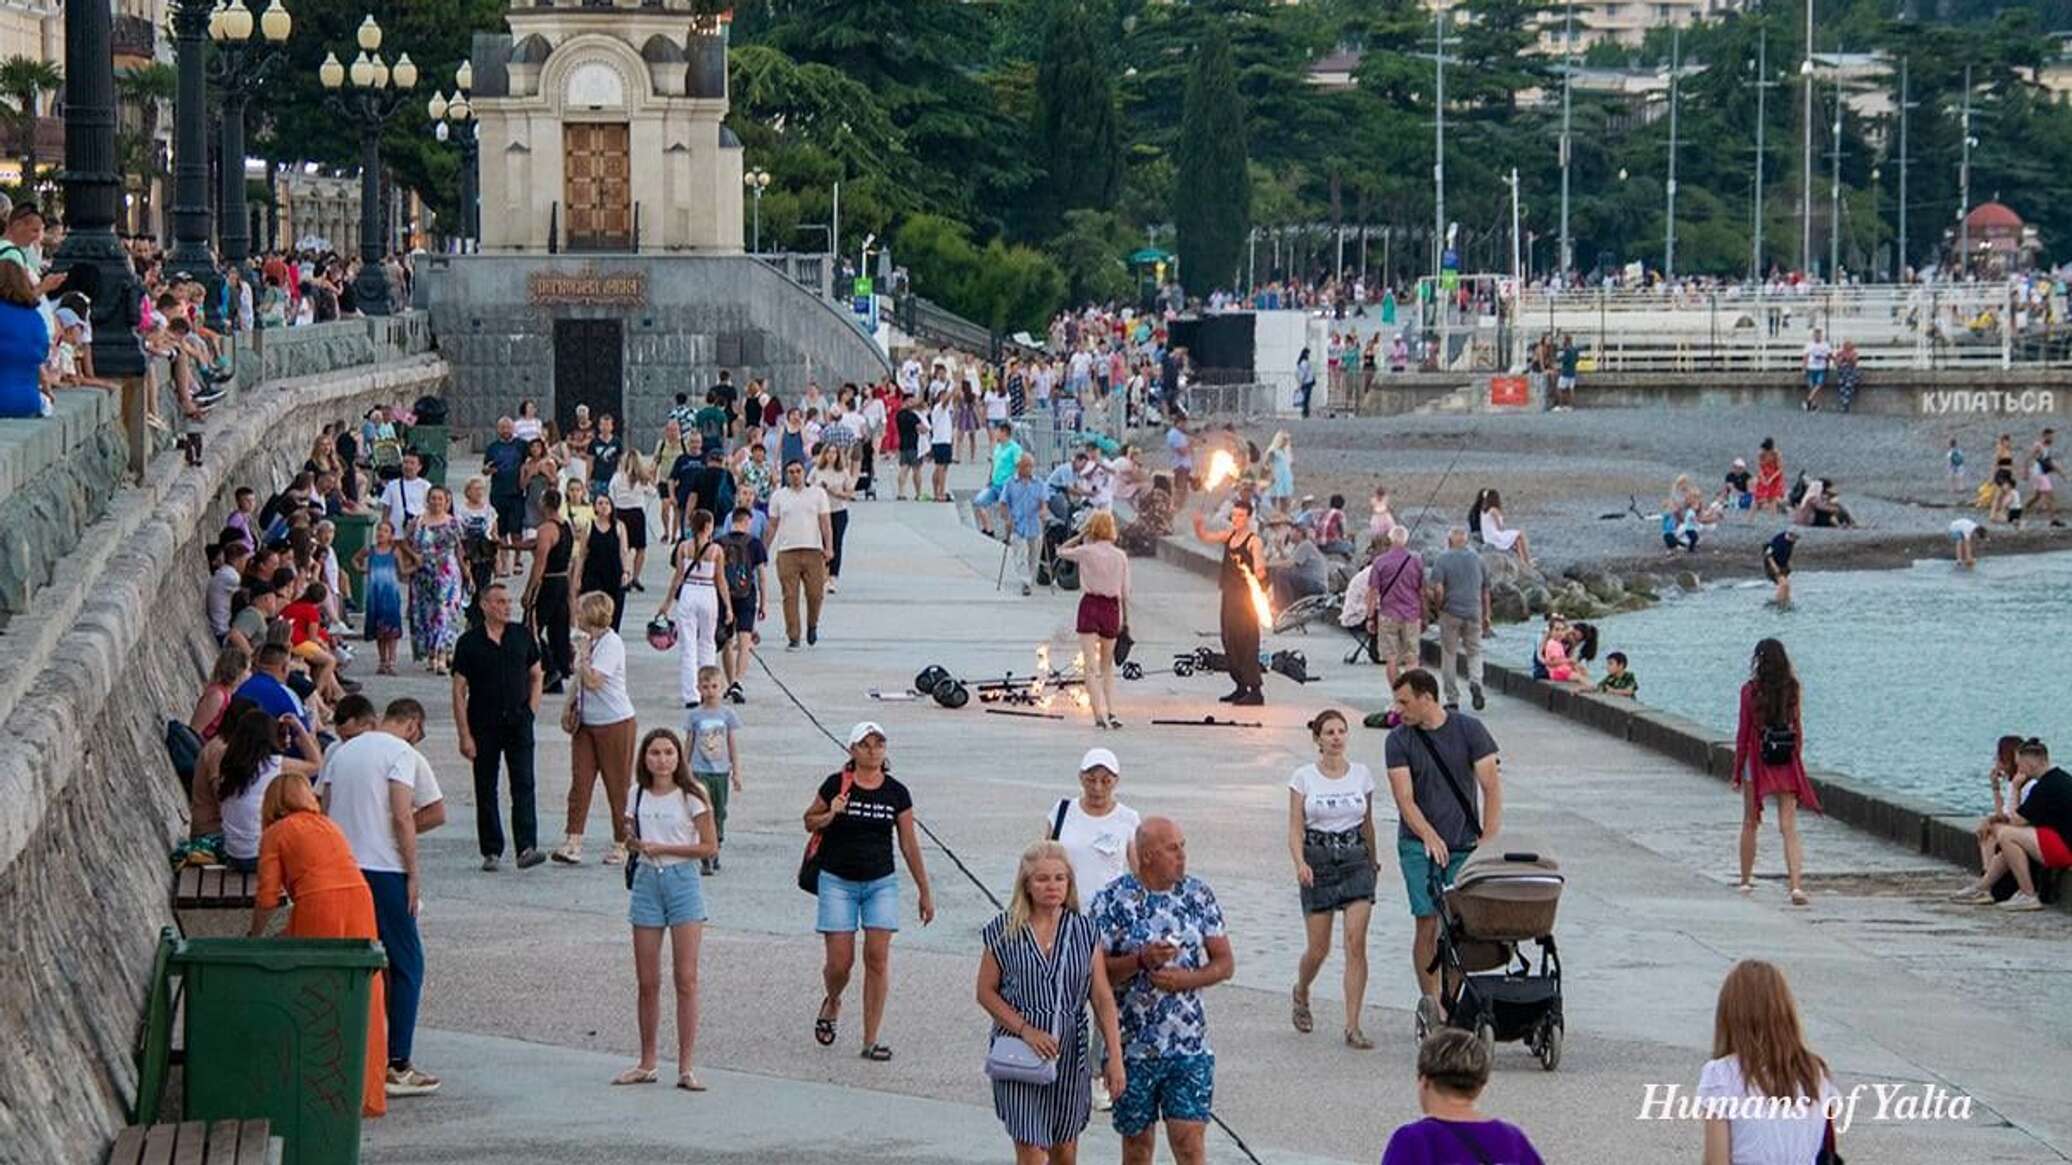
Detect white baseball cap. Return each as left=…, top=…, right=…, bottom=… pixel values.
left=1079, top=747, right=1120, bottom=776
left=847, top=721, right=888, bottom=747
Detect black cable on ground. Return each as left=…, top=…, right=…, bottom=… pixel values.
left=754, top=650, right=1268, bottom=1164
left=754, top=651, right=1004, bottom=911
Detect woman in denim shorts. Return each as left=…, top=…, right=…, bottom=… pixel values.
left=801, top=722, right=937, bottom=1061
left=613, top=729, right=718, bottom=1091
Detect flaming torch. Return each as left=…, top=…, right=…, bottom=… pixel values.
left=1199, top=449, right=1239, bottom=492
left=1239, top=562, right=1273, bottom=629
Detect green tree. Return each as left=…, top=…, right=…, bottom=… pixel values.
left=1033, top=0, right=1123, bottom=236
left=0, top=56, right=62, bottom=186
left=1045, top=208, right=1136, bottom=304
left=116, top=63, right=178, bottom=235
left=1173, top=24, right=1249, bottom=292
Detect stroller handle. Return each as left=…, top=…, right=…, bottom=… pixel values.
left=1502, top=851, right=1540, bottom=863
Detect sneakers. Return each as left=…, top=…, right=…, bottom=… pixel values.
left=725, top=682, right=745, bottom=704
left=1231, top=689, right=1264, bottom=707
left=1470, top=683, right=1486, bottom=711
left=807, top=625, right=819, bottom=646
left=1021, top=584, right=1032, bottom=596
left=1997, top=892, right=2043, bottom=912
left=1218, top=688, right=1244, bottom=703
left=516, top=848, right=546, bottom=870
left=1949, top=880, right=1993, bottom=904
left=480, top=855, right=500, bottom=872
left=385, top=1064, right=441, bottom=1097
left=786, top=639, right=801, bottom=652
left=550, top=837, right=583, bottom=865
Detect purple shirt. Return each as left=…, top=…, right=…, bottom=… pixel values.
left=1369, top=547, right=1425, bottom=623
left=1380, top=1118, right=1543, bottom=1165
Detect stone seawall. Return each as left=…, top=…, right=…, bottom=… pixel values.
left=0, top=355, right=448, bottom=1163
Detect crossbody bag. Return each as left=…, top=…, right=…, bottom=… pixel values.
left=1412, top=725, right=1483, bottom=842
left=984, top=923, right=1072, bottom=1086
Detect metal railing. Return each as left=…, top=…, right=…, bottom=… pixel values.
left=1512, top=281, right=2059, bottom=371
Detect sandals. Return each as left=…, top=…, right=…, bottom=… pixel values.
left=603, top=842, right=628, bottom=866
left=1291, top=987, right=1314, bottom=1034
left=676, top=1072, right=707, bottom=1092
left=859, top=1044, right=894, bottom=1061
left=1344, top=1028, right=1374, bottom=1050
left=814, top=997, right=838, bottom=1046
left=610, top=1066, right=658, bottom=1086
left=1735, top=881, right=1755, bottom=894
left=1789, top=888, right=1810, bottom=907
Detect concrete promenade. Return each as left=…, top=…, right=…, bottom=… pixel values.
left=361, top=461, right=2072, bottom=1163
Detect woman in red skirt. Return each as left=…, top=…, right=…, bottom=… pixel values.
left=1057, top=511, right=1132, bottom=730
left=1753, top=437, right=1787, bottom=514
left=1730, top=638, right=1822, bottom=905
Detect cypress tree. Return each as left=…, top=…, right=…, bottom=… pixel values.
left=1174, top=23, right=1250, bottom=294
left=1034, top=0, right=1123, bottom=236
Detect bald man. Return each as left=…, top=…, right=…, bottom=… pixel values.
left=1086, top=817, right=1236, bottom=1165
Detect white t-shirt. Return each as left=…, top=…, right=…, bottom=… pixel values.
left=898, top=358, right=923, bottom=393
left=1045, top=797, right=1141, bottom=907
left=1950, top=518, right=1980, bottom=541
left=580, top=630, right=636, bottom=724
left=1803, top=340, right=1832, bottom=371
left=379, top=476, right=432, bottom=526
left=222, top=758, right=282, bottom=862
left=316, top=731, right=443, bottom=873
left=930, top=402, right=955, bottom=444
left=1695, top=1055, right=1836, bottom=1165
left=629, top=784, right=709, bottom=868
left=983, top=388, right=1010, bottom=421
left=1288, top=761, right=1377, bottom=834
left=207, top=565, right=241, bottom=639
left=767, top=484, right=831, bottom=554
left=514, top=417, right=544, bottom=442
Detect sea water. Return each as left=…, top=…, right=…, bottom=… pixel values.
left=1494, top=550, right=2072, bottom=813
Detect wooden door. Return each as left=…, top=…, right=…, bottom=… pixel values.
left=563, top=123, right=632, bottom=251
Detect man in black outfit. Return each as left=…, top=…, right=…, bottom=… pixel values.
left=709, top=369, right=739, bottom=438
left=1983, top=738, right=2072, bottom=911
left=450, top=584, right=546, bottom=872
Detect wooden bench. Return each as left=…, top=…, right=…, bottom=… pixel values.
left=173, top=866, right=257, bottom=910
left=107, top=1119, right=281, bottom=1165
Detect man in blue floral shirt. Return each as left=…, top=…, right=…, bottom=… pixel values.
left=1088, top=816, right=1235, bottom=1165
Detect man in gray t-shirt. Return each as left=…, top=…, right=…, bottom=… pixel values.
left=1383, top=667, right=1502, bottom=1024
left=1427, top=528, right=1490, bottom=709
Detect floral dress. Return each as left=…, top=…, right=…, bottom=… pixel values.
left=407, top=517, right=466, bottom=658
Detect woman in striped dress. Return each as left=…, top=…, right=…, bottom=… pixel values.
left=977, top=841, right=1126, bottom=1163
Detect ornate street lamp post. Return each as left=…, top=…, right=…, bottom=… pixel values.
left=167, top=0, right=222, bottom=319
left=319, top=15, right=418, bottom=316
left=743, top=167, right=769, bottom=254
left=428, top=60, right=478, bottom=253
left=207, top=0, right=292, bottom=269
left=53, top=0, right=146, bottom=378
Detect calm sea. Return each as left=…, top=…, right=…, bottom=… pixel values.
left=1494, top=550, right=2072, bottom=813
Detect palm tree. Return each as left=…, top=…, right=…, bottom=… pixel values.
left=117, top=63, right=177, bottom=236
left=0, top=56, right=63, bottom=188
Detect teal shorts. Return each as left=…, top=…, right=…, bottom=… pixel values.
left=1396, top=836, right=1474, bottom=918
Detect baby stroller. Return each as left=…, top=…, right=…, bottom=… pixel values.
left=1419, top=849, right=1565, bottom=1070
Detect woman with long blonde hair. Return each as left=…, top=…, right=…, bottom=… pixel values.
left=249, top=773, right=387, bottom=1118
left=614, top=728, right=718, bottom=1090
left=1055, top=511, right=1131, bottom=729
left=976, top=840, right=1125, bottom=1164
left=1700, top=960, right=1836, bottom=1165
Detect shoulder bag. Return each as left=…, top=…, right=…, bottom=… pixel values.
left=984, top=920, right=1072, bottom=1086
left=1411, top=725, right=1483, bottom=841
left=796, top=769, right=856, bottom=895
left=1049, top=798, right=1071, bottom=841
left=624, top=786, right=644, bottom=891
left=559, top=677, right=584, bottom=736
left=1759, top=722, right=1798, bottom=766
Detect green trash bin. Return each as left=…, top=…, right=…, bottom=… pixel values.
left=406, top=422, right=451, bottom=489
left=174, top=934, right=388, bottom=1165
left=331, top=510, right=375, bottom=608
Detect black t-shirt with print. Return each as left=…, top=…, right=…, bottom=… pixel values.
left=815, top=770, right=913, bottom=882
left=895, top=408, right=922, bottom=453
left=590, top=436, right=624, bottom=485
left=2019, top=768, right=2072, bottom=838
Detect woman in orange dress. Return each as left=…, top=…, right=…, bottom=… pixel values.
left=1753, top=437, right=1786, bottom=514
left=250, top=774, right=389, bottom=1118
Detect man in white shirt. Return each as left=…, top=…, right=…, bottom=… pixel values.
left=317, top=698, right=447, bottom=1097
left=207, top=542, right=250, bottom=642
left=765, top=460, right=833, bottom=650
left=1801, top=328, right=1832, bottom=411
left=898, top=356, right=923, bottom=395
left=379, top=451, right=433, bottom=532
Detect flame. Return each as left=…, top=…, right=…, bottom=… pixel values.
left=1240, top=563, right=1273, bottom=629
left=1200, top=450, right=1238, bottom=492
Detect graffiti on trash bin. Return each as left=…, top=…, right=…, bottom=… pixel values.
left=294, top=978, right=354, bottom=1116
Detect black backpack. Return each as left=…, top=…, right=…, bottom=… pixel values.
left=721, top=534, right=758, bottom=598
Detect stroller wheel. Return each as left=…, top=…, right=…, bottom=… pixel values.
left=1474, top=1021, right=1496, bottom=1059
left=1537, top=1021, right=1563, bottom=1072
left=1121, top=661, right=1144, bottom=681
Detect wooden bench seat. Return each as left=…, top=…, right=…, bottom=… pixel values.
left=107, top=1119, right=280, bottom=1165
left=173, top=866, right=258, bottom=910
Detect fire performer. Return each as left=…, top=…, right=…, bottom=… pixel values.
left=1193, top=497, right=1268, bottom=706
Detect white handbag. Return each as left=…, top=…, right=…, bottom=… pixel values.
left=984, top=926, right=1071, bottom=1086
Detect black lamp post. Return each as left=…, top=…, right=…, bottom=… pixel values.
left=206, top=0, right=293, bottom=270
left=320, top=15, right=418, bottom=316
left=428, top=60, right=478, bottom=253
left=53, top=0, right=145, bottom=378
left=167, top=0, right=222, bottom=322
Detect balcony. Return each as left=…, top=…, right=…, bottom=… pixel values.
left=113, top=14, right=158, bottom=62
left=0, top=116, right=66, bottom=167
